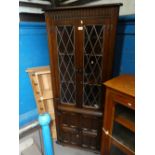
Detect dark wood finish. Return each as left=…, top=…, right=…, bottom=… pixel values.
left=45, top=4, right=122, bottom=152
left=101, top=75, right=135, bottom=155
left=58, top=105, right=103, bottom=117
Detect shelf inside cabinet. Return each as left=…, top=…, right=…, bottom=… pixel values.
left=115, top=104, right=135, bottom=132
left=112, top=122, right=135, bottom=154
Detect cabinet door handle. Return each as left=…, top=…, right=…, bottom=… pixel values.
left=128, top=103, right=132, bottom=107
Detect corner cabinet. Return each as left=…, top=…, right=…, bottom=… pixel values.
left=45, top=4, right=122, bottom=152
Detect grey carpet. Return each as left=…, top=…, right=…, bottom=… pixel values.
left=53, top=142, right=99, bottom=155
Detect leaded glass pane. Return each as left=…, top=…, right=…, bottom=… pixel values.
left=83, top=25, right=104, bottom=108
left=57, top=26, right=76, bottom=105
left=83, top=84, right=102, bottom=109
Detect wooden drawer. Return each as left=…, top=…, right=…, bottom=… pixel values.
left=112, top=91, right=135, bottom=110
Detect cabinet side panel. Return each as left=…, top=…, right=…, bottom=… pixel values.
left=45, top=13, right=61, bottom=141
left=106, top=7, right=120, bottom=79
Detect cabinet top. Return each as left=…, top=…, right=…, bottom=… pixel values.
left=44, top=3, right=123, bottom=12
left=26, top=66, right=50, bottom=74
left=104, top=74, right=135, bottom=97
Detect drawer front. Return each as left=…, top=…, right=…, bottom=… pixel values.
left=112, top=92, right=135, bottom=110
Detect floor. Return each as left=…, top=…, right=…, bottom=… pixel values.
left=53, top=142, right=99, bottom=155
left=53, top=141, right=125, bottom=155
left=21, top=140, right=123, bottom=155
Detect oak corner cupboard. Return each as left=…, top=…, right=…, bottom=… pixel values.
left=44, top=4, right=122, bottom=152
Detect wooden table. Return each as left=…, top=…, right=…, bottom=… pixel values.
left=101, top=74, right=135, bottom=155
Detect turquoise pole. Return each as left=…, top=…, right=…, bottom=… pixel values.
left=38, top=113, right=54, bottom=155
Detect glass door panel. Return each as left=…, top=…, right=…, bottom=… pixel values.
left=83, top=24, right=105, bottom=109
left=111, top=103, right=135, bottom=153
left=83, top=84, right=102, bottom=109
left=112, top=122, right=135, bottom=152
left=110, top=144, right=126, bottom=155
left=57, top=25, right=76, bottom=105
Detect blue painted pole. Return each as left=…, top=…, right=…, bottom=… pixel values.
left=38, top=113, right=54, bottom=155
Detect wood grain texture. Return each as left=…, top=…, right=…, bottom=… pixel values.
left=104, top=74, right=135, bottom=97
left=27, top=66, right=57, bottom=140
left=45, top=5, right=121, bottom=151
left=101, top=74, right=135, bottom=155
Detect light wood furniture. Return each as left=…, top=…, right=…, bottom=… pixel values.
left=26, top=66, right=57, bottom=140
left=101, top=74, right=135, bottom=155
left=44, top=4, right=122, bottom=152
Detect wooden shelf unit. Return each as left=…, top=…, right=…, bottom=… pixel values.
left=26, top=66, right=57, bottom=140
left=101, top=75, right=135, bottom=155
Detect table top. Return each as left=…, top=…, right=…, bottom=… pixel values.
left=104, top=74, right=135, bottom=97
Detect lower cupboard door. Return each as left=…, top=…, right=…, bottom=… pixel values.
left=60, top=127, right=81, bottom=146
left=81, top=130, right=100, bottom=151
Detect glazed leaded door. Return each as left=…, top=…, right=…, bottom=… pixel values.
left=81, top=19, right=110, bottom=110
left=55, top=19, right=110, bottom=109
left=56, top=24, right=76, bottom=105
